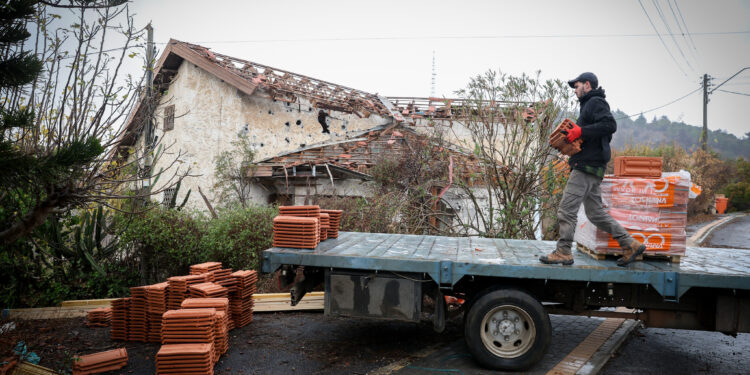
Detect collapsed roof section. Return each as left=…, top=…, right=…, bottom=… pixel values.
left=250, top=124, right=484, bottom=184
left=175, top=40, right=394, bottom=119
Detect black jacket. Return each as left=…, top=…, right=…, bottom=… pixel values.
left=569, top=88, right=616, bottom=174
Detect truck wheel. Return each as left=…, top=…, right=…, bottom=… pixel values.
left=464, top=289, right=551, bottom=370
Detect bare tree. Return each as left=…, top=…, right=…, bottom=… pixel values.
left=0, top=1, right=185, bottom=245
left=451, top=70, right=575, bottom=239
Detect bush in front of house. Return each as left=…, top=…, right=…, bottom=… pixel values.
left=202, top=205, right=277, bottom=271
left=117, top=207, right=208, bottom=282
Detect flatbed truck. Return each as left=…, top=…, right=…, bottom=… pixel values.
left=261, top=232, right=750, bottom=370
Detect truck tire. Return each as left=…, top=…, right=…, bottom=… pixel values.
left=464, top=288, right=551, bottom=370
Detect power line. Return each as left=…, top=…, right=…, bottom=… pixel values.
left=666, top=0, right=701, bottom=70
left=651, top=0, right=694, bottom=71
left=614, top=87, right=701, bottom=120
left=638, top=0, right=689, bottom=76
left=673, top=0, right=700, bottom=52
left=150, top=30, right=750, bottom=45
left=718, top=89, right=750, bottom=97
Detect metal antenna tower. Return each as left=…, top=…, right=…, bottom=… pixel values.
left=431, top=50, right=436, bottom=97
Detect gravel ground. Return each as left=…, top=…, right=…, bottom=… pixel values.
left=0, top=311, right=463, bottom=374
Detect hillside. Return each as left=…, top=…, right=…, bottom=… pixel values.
left=610, top=110, right=750, bottom=160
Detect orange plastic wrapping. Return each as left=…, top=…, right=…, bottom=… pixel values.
left=574, top=171, right=690, bottom=257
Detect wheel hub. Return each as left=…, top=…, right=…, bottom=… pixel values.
left=481, top=305, right=536, bottom=358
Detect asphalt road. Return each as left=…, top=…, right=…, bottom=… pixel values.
left=705, top=214, right=750, bottom=249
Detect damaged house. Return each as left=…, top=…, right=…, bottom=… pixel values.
left=116, top=39, right=517, bottom=231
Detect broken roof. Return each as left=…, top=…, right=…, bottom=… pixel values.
left=159, top=39, right=393, bottom=117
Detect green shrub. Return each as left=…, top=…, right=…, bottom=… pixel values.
left=117, top=208, right=208, bottom=283
left=202, top=205, right=277, bottom=270
left=723, top=182, right=750, bottom=212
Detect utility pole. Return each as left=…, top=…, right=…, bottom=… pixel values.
left=144, top=23, right=154, bottom=193
left=701, top=67, right=749, bottom=151
left=701, top=74, right=708, bottom=151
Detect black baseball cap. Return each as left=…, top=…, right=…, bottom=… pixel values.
left=568, top=72, right=598, bottom=89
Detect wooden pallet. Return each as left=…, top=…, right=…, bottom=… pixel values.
left=576, top=243, right=682, bottom=263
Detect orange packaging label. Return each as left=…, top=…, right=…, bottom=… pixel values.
left=608, top=230, right=672, bottom=251
left=609, top=177, right=677, bottom=208
left=608, top=208, right=672, bottom=229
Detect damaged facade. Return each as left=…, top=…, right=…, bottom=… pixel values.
left=117, top=39, right=502, bottom=230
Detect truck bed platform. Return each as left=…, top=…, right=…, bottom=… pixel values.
left=262, top=232, right=750, bottom=300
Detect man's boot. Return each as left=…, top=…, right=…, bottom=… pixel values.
left=539, top=249, right=574, bottom=265
left=617, top=239, right=647, bottom=267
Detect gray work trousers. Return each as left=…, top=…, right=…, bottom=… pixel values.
left=557, top=169, right=632, bottom=255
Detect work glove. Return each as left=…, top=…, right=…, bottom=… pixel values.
left=561, top=121, right=582, bottom=143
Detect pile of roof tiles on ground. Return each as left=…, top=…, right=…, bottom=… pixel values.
left=86, top=307, right=111, bottom=327
left=105, top=262, right=258, bottom=374
left=273, top=205, right=343, bottom=248
left=72, top=348, right=128, bottom=375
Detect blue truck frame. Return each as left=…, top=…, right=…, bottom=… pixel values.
left=261, top=231, right=750, bottom=370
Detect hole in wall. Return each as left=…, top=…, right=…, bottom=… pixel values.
left=317, top=110, right=330, bottom=134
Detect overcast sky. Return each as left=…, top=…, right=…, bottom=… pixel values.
left=126, top=0, right=750, bottom=138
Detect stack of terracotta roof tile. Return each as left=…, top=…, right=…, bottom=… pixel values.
left=213, top=311, right=229, bottom=356
left=72, top=348, right=128, bottom=375
left=155, top=343, right=215, bottom=375
left=273, top=216, right=319, bottom=249
left=147, top=282, right=169, bottom=343
left=189, top=282, right=228, bottom=299
left=549, top=119, right=583, bottom=156
left=190, top=262, right=222, bottom=280
left=181, top=298, right=233, bottom=331
left=319, top=213, right=330, bottom=241
left=279, top=205, right=321, bottom=218
left=212, top=268, right=236, bottom=294
left=86, top=307, right=112, bottom=328
left=128, top=286, right=148, bottom=342
left=575, top=171, right=691, bottom=258
left=230, top=270, right=257, bottom=328
left=110, top=298, right=129, bottom=341
left=161, top=308, right=218, bottom=363
left=320, top=209, right=342, bottom=238
left=167, top=274, right=208, bottom=310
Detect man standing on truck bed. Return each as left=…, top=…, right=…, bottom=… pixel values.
left=540, top=72, right=646, bottom=267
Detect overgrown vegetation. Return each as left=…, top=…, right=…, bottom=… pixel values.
left=1, top=204, right=276, bottom=308
left=213, top=135, right=256, bottom=208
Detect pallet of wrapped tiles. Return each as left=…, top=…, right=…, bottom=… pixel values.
left=189, top=282, right=229, bottom=299
left=273, top=216, right=320, bottom=249
left=574, top=171, right=689, bottom=262
left=156, top=343, right=215, bottom=375
left=161, top=308, right=218, bottom=364
left=147, top=282, right=169, bottom=343
left=181, top=298, right=234, bottom=331
left=110, top=298, right=129, bottom=341
left=230, top=270, right=258, bottom=328
left=190, top=262, right=222, bottom=282
left=319, top=212, right=330, bottom=241
left=320, top=209, right=343, bottom=238
left=86, top=307, right=111, bottom=327
left=167, top=274, right=208, bottom=311
left=72, top=348, right=128, bottom=375
left=128, top=286, right=148, bottom=342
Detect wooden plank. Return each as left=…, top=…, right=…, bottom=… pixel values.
left=10, top=361, right=57, bottom=375
left=60, top=298, right=117, bottom=307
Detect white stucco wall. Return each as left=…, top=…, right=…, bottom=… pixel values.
left=140, top=61, right=390, bottom=210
